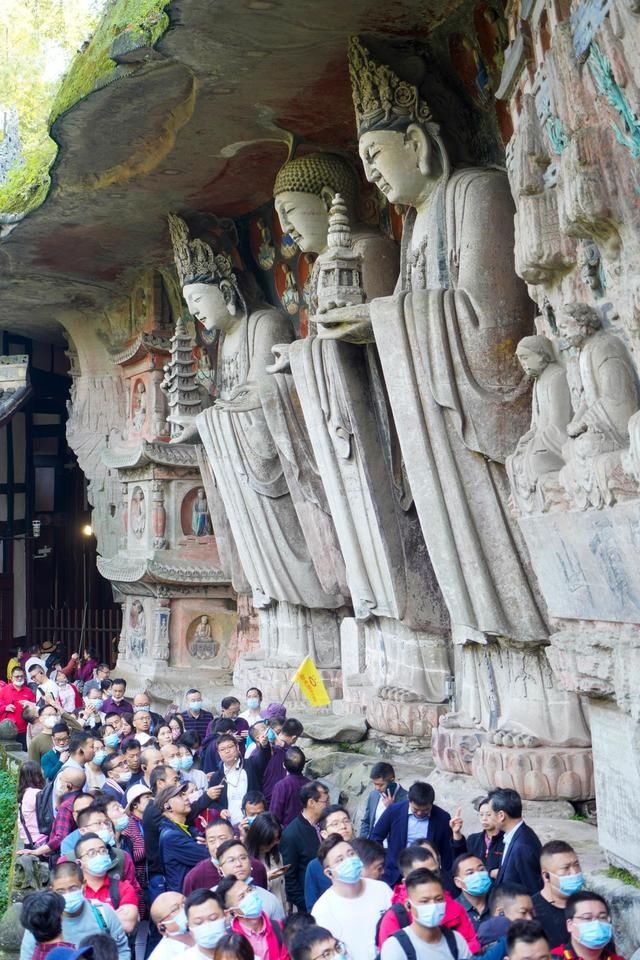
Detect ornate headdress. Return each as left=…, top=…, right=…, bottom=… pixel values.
left=349, top=36, right=433, bottom=136
left=168, top=213, right=239, bottom=295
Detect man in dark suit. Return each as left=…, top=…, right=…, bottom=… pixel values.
left=371, top=781, right=453, bottom=886
left=490, top=788, right=542, bottom=894
left=359, top=761, right=408, bottom=839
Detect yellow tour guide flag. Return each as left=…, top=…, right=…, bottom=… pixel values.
left=292, top=656, right=331, bottom=707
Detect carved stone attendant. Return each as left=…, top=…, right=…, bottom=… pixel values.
left=558, top=303, right=639, bottom=508
left=191, top=486, right=213, bottom=537
left=506, top=335, right=572, bottom=513
left=169, top=214, right=344, bottom=669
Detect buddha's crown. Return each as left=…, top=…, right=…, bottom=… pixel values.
left=349, top=36, right=433, bottom=136
left=168, top=213, right=237, bottom=290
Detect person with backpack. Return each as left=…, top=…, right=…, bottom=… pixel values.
left=377, top=843, right=480, bottom=952
left=311, top=833, right=392, bottom=960
left=18, top=861, right=130, bottom=960
left=75, top=832, right=139, bottom=935
left=19, top=890, right=74, bottom=960
left=380, top=868, right=471, bottom=960
left=16, top=767, right=87, bottom=860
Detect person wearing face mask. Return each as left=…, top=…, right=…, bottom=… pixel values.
left=101, top=724, right=122, bottom=754
left=381, top=868, right=471, bottom=960
left=217, top=876, right=287, bottom=960
left=312, top=835, right=392, bottom=960
left=80, top=683, right=106, bottom=730
left=178, top=743, right=208, bottom=790
left=16, top=768, right=88, bottom=860
left=452, top=853, right=492, bottom=929
left=551, top=891, right=621, bottom=960
left=533, top=842, right=586, bottom=949
left=182, top=890, right=228, bottom=960
left=0, top=667, right=35, bottom=748
left=378, top=844, right=479, bottom=952
left=216, top=839, right=285, bottom=921
left=149, top=892, right=194, bottom=960
left=181, top=689, right=214, bottom=738
left=101, top=752, right=133, bottom=804
left=161, top=741, right=185, bottom=775
left=55, top=670, right=83, bottom=714
left=84, top=739, right=108, bottom=790
left=240, top=687, right=264, bottom=726
left=74, top=832, right=139, bottom=934
left=72, top=804, right=143, bottom=903
left=18, top=861, right=130, bottom=960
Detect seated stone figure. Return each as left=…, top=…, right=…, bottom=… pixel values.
left=168, top=214, right=344, bottom=669
left=274, top=151, right=452, bottom=720
left=506, top=335, right=572, bottom=514
left=558, top=303, right=639, bottom=508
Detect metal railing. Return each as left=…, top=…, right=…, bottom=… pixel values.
left=31, top=608, right=120, bottom=667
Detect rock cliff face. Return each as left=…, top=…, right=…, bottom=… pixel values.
left=2, top=0, right=640, bottom=875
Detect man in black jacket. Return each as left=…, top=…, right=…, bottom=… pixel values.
left=207, top=730, right=271, bottom=824
left=490, top=788, right=542, bottom=894
left=280, top=780, right=329, bottom=912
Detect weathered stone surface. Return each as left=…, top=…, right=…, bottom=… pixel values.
left=0, top=719, right=18, bottom=741
left=472, top=742, right=595, bottom=800
left=301, top=714, right=368, bottom=744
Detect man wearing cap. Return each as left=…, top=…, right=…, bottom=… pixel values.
left=157, top=783, right=210, bottom=892
left=18, top=861, right=130, bottom=960
left=148, top=892, right=194, bottom=960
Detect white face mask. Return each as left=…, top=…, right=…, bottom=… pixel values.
left=43, top=716, right=57, bottom=730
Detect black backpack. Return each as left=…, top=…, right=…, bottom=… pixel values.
left=390, top=928, right=459, bottom=960
left=34, top=781, right=56, bottom=836
left=376, top=904, right=411, bottom=952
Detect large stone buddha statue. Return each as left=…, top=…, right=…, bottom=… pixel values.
left=168, top=214, right=345, bottom=676
left=273, top=151, right=452, bottom=734
left=348, top=36, right=590, bottom=752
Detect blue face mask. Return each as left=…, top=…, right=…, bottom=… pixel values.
left=557, top=873, right=584, bottom=896
left=114, top=814, right=129, bottom=832
left=247, top=698, right=260, bottom=711
left=266, top=727, right=277, bottom=743
left=189, top=701, right=203, bottom=713
left=86, top=852, right=112, bottom=876
left=169, top=757, right=182, bottom=771
left=413, top=901, right=446, bottom=928
left=335, top=856, right=364, bottom=885
left=63, top=890, right=85, bottom=913
left=90, top=698, right=104, bottom=711
left=239, top=889, right=263, bottom=918
left=181, top=755, right=194, bottom=771
left=193, top=918, right=227, bottom=948
left=464, top=871, right=492, bottom=897
left=97, top=829, right=115, bottom=848
left=246, top=815, right=256, bottom=825
left=575, top=920, right=613, bottom=950
left=93, top=750, right=108, bottom=766
left=136, top=705, right=151, bottom=712
left=104, top=734, right=120, bottom=748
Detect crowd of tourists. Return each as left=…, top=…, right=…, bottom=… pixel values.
left=3, top=646, right=622, bottom=960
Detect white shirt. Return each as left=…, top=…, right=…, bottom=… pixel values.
left=381, top=928, right=471, bottom=960
left=134, top=731, right=152, bottom=746
left=224, top=762, right=248, bottom=825
left=312, top=879, right=392, bottom=960
left=240, top=708, right=263, bottom=724
left=149, top=939, right=190, bottom=960
left=184, top=769, right=208, bottom=791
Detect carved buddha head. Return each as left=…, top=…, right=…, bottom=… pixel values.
left=515, top=335, right=556, bottom=378
left=557, top=303, right=601, bottom=349
left=273, top=153, right=359, bottom=254
left=349, top=36, right=475, bottom=206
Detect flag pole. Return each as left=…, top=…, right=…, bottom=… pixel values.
left=281, top=679, right=297, bottom=707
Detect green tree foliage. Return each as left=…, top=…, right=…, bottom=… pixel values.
left=0, top=0, right=103, bottom=212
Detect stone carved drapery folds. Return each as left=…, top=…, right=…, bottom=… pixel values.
left=274, top=151, right=451, bottom=716
left=557, top=304, right=639, bottom=509
left=169, top=213, right=346, bottom=671
left=506, top=335, right=572, bottom=514
left=348, top=35, right=590, bottom=758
